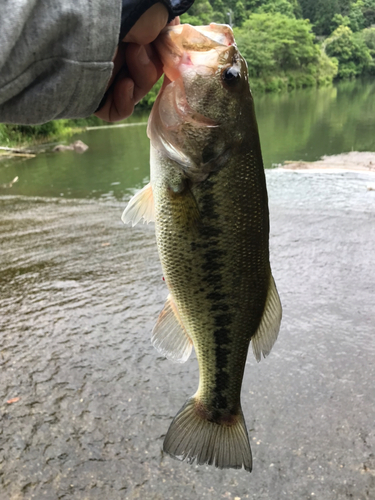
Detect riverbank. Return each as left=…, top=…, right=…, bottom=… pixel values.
left=279, top=152, right=375, bottom=173
left=0, top=122, right=83, bottom=149
left=0, top=113, right=150, bottom=149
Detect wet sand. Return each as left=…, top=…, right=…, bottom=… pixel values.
left=0, top=170, right=374, bottom=499
left=280, top=151, right=375, bottom=173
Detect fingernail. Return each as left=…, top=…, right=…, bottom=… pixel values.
left=128, top=82, right=134, bottom=100
left=138, top=46, right=150, bottom=65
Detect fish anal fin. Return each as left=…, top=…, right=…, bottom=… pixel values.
left=152, top=294, right=193, bottom=363
left=121, top=183, right=155, bottom=227
left=163, top=397, right=252, bottom=472
left=251, top=275, right=282, bottom=362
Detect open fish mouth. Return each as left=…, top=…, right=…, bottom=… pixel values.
left=154, top=23, right=236, bottom=82
left=147, top=22, right=247, bottom=178
left=148, top=24, right=238, bottom=144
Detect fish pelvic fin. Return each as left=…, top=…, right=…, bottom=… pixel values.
left=251, top=275, right=282, bottom=362
left=163, top=397, right=252, bottom=472
left=152, top=294, right=193, bottom=363
left=121, top=182, right=155, bottom=227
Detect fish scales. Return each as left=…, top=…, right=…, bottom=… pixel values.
left=153, top=145, right=269, bottom=412
left=122, top=23, right=282, bottom=472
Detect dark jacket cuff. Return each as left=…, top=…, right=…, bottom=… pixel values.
left=120, top=0, right=194, bottom=41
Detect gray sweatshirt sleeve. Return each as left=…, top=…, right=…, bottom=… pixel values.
left=0, top=0, right=122, bottom=124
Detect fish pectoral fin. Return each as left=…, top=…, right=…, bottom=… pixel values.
left=151, top=294, right=193, bottom=363
left=163, top=397, right=252, bottom=472
left=251, top=275, right=282, bottom=362
left=121, top=183, right=155, bottom=227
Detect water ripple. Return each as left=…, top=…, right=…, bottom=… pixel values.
left=1, top=175, right=374, bottom=498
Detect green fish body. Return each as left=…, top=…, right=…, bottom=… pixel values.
left=123, top=23, right=282, bottom=472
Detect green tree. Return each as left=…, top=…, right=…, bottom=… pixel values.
left=234, top=1, right=246, bottom=26
left=234, top=16, right=276, bottom=78
left=349, top=0, right=375, bottom=31
left=257, top=0, right=298, bottom=18
left=331, top=13, right=350, bottom=32
left=210, top=0, right=225, bottom=10
left=180, top=0, right=215, bottom=25
left=298, top=0, right=336, bottom=34
left=298, top=0, right=353, bottom=35
left=362, top=0, right=375, bottom=26
left=349, top=1, right=366, bottom=31
left=361, top=26, right=375, bottom=51
left=234, top=13, right=337, bottom=90
left=358, top=27, right=375, bottom=73
left=241, top=0, right=301, bottom=17
left=208, top=0, right=227, bottom=23
left=325, top=25, right=372, bottom=77
left=236, top=13, right=319, bottom=73
left=291, top=0, right=303, bottom=18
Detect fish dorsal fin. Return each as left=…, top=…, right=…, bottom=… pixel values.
left=121, top=183, right=155, bottom=227
left=251, top=276, right=282, bottom=362
left=152, top=294, right=193, bottom=363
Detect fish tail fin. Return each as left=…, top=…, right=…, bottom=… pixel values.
left=163, top=397, right=252, bottom=472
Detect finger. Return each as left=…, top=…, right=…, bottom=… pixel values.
left=126, top=43, right=163, bottom=104
left=95, top=73, right=135, bottom=122
left=108, top=43, right=127, bottom=87
left=168, top=16, right=180, bottom=26
left=123, top=3, right=169, bottom=45
left=111, top=72, right=136, bottom=120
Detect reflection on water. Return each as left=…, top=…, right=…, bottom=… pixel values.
left=255, top=78, right=375, bottom=167
left=0, top=122, right=150, bottom=200
left=1, top=80, right=375, bottom=499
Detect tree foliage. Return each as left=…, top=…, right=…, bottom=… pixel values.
left=235, top=14, right=318, bottom=75
left=325, top=25, right=372, bottom=78
left=255, top=0, right=301, bottom=18
left=181, top=0, right=226, bottom=25
left=234, top=13, right=337, bottom=90
left=298, top=0, right=375, bottom=35
left=361, top=27, right=375, bottom=73
left=179, top=0, right=375, bottom=83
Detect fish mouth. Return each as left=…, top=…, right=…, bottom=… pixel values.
left=149, top=24, right=236, bottom=135
left=147, top=24, right=238, bottom=170
left=154, top=23, right=235, bottom=83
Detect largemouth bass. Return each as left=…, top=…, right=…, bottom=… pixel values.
left=122, top=23, right=282, bottom=472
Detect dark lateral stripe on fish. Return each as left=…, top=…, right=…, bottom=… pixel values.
left=204, top=273, right=222, bottom=286
left=213, top=326, right=231, bottom=344
left=212, top=321, right=232, bottom=410
left=212, top=394, right=228, bottom=414
left=214, top=313, right=232, bottom=327
left=203, top=248, right=225, bottom=261
left=211, top=311, right=233, bottom=410
left=198, top=181, right=236, bottom=411
left=206, top=291, right=227, bottom=301
left=199, top=186, right=220, bottom=220
left=210, top=303, right=229, bottom=312
left=214, top=365, right=230, bottom=390
left=200, top=226, right=223, bottom=238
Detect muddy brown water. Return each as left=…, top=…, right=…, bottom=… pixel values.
left=1, top=80, right=375, bottom=499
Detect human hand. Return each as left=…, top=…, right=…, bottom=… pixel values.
left=95, top=3, right=178, bottom=122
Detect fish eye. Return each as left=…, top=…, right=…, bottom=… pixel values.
left=222, top=67, right=240, bottom=85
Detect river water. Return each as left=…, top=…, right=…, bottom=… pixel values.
left=1, top=80, right=375, bottom=499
